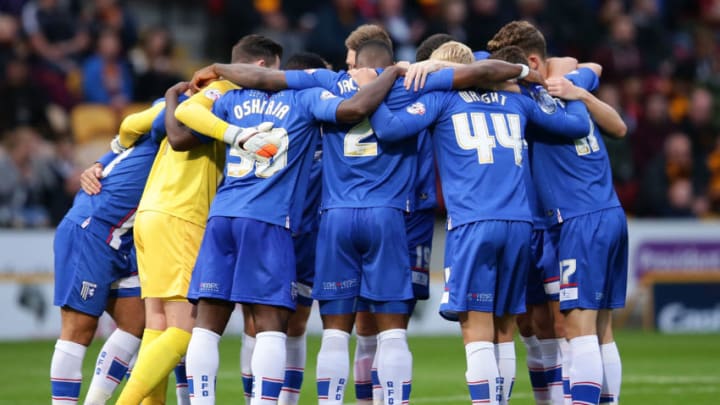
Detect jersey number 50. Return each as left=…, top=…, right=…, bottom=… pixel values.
left=452, top=112, right=523, bottom=166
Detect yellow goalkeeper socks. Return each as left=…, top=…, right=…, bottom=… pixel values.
left=116, top=327, right=192, bottom=405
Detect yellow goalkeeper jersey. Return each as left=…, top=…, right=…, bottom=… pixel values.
left=137, top=80, right=239, bottom=227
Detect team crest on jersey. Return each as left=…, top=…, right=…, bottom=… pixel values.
left=204, top=89, right=222, bottom=101
left=80, top=281, right=97, bottom=300
left=320, top=90, right=336, bottom=100
left=406, top=102, right=426, bottom=115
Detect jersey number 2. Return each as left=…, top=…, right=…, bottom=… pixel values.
left=344, top=119, right=377, bottom=157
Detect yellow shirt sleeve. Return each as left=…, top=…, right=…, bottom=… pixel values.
left=174, top=80, right=240, bottom=142
left=118, top=101, right=166, bottom=148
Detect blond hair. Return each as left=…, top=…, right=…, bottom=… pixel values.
left=430, top=41, right=474, bottom=65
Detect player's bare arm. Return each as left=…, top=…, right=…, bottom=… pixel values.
left=454, top=60, right=546, bottom=89
left=546, top=57, right=578, bottom=78
left=190, top=63, right=288, bottom=92
left=336, top=65, right=405, bottom=123
left=164, top=82, right=202, bottom=151
left=547, top=77, right=627, bottom=138
left=405, top=59, right=465, bottom=91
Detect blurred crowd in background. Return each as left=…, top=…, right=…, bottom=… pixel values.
left=1, top=0, right=720, bottom=228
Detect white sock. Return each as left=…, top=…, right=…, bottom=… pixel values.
left=126, top=351, right=137, bottom=380
left=600, top=342, right=622, bottom=405
left=51, top=339, right=86, bottom=404
left=465, top=341, right=498, bottom=404
left=354, top=334, right=377, bottom=404
left=558, top=338, right=572, bottom=405
left=495, top=342, right=516, bottom=405
left=520, top=335, right=549, bottom=404
left=377, top=329, right=412, bottom=405
left=251, top=331, right=287, bottom=405
left=569, top=335, right=602, bottom=405
left=175, top=358, right=190, bottom=405
left=279, top=334, right=307, bottom=405
left=371, top=338, right=383, bottom=405
left=539, top=338, right=563, bottom=405
left=84, top=329, right=140, bottom=405
left=186, top=327, right=221, bottom=404
left=316, top=329, right=350, bottom=404
left=241, top=333, right=256, bottom=405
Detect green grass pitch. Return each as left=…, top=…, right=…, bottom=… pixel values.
left=2, top=330, right=718, bottom=404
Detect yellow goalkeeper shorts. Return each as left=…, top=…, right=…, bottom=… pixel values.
left=134, top=211, right=205, bottom=300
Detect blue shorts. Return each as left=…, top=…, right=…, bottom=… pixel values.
left=293, top=231, right=317, bottom=307
left=54, top=219, right=139, bottom=317
left=406, top=209, right=434, bottom=300
left=440, top=220, right=531, bottom=320
left=323, top=297, right=414, bottom=315
left=189, top=216, right=297, bottom=310
left=313, top=208, right=413, bottom=306
left=526, top=228, right=560, bottom=305
left=557, top=207, right=628, bottom=311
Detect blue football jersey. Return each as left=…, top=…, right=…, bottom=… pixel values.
left=208, top=87, right=342, bottom=231
left=64, top=134, right=159, bottom=251
left=370, top=89, right=590, bottom=229
left=527, top=67, right=621, bottom=225
left=297, top=137, right=323, bottom=234
left=414, top=130, right=437, bottom=211
left=284, top=68, right=454, bottom=211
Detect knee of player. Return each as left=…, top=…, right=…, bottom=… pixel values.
left=59, top=310, right=99, bottom=346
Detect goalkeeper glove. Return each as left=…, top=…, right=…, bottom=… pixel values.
left=223, top=122, right=280, bottom=163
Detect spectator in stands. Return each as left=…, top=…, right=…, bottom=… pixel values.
left=0, top=13, right=19, bottom=76
left=86, top=0, right=138, bottom=53
left=21, top=0, right=90, bottom=108
left=82, top=28, right=133, bottom=110
left=0, top=55, right=55, bottom=140
left=638, top=132, right=709, bottom=217
left=131, top=27, right=183, bottom=102
left=706, top=137, right=720, bottom=214
left=682, top=87, right=718, bottom=158
left=306, top=0, right=365, bottom=69
left=256, top=9, right=305, bottom=65
left=593, top=14, right=643, bottom=82
left=0, top=127, right=72, bottom=228
left=376, top=0, right=424, bottom=61
left=465, top=0, right=509, bottom=51
left=425, top=0, right=468, bottom=44
left=631, top=91, right=676, bottom=178
left=630, top=0, right=670, bottom=70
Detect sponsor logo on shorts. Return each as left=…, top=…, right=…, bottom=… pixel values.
left=80, top=281, right=97, bottom=300
left=466, top=292, right=493, bottom=303
left=199, top=282, right=220, bottom=293
left=560, top=287, right=578, bottom=302
left=322, top=278, right=358, bottom=291
left=290, top=281, right=298, bottom=301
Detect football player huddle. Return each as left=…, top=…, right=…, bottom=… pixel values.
left=50, top=19, right=627, bottom=405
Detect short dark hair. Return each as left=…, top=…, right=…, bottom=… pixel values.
left=284, top=52, right=329, bottom=70
left=355, top=39, right=394, bottom=67
left=416, top=33, right=455, bottom=62
left=230, top=34, right=283, bottom=65
left=488, top=46, right=529, bottom=65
